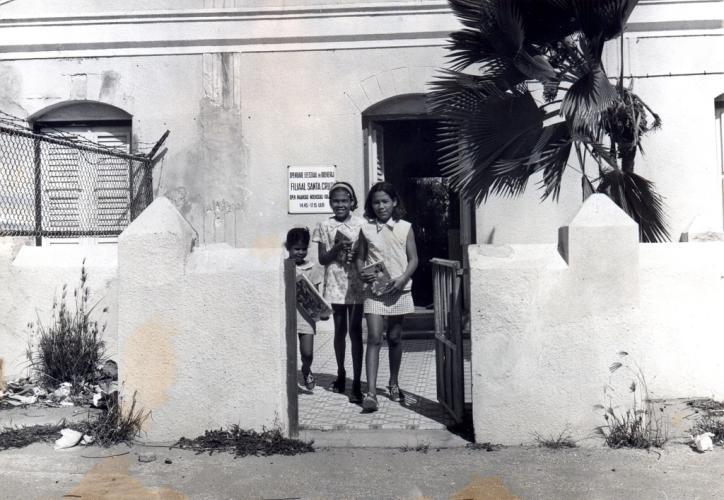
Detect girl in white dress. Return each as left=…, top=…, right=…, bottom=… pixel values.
left=355, top=182, right=418, bottom=412
left=312, top=182, right=365, bottom=403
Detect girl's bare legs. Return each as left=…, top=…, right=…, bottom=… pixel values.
left=386, top=315, right=404, bottom=387
left=349, top=304, right=364, bottom=391
left=331, top=305, right=348, bottom=389
left=298, top=333, right=314, bottom=381
left=364, top=313, right=385, bottom=396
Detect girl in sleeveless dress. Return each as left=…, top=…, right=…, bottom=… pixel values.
left=355, top=182, right=418, bottom=412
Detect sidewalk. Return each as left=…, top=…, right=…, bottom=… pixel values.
left=298, top=333, right=471, bottom=431
left=1, top=440, right=723, bottom=499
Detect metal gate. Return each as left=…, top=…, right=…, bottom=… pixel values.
left=431, top=258, right=465, bottom=424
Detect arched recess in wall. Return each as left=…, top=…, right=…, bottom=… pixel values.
left=29, top=100, right=134, bottom=244
left=716, top=94, right=724, bottom=224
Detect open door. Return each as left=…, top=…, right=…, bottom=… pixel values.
left=431, top=258, right=465, bottom=424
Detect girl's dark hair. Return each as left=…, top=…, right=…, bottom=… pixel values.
left=285, top=227, right=310, bottom=249
left=329, top=182, right=358, bottom=211
left=364, top=181, right=405, bottom=220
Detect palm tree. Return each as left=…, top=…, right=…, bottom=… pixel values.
left=429, top=0, right=668, bottom=242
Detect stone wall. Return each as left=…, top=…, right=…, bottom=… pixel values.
left=469, top=194, right=724, bottom=445
left=117, top=197, right=288, bottom=441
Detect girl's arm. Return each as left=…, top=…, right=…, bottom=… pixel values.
left=390, top=227, right=419, bottom=291
left=318, top=240, right=350, bottom=266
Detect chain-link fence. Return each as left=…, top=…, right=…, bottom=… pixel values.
left=0, top=123, right=156, bottom=242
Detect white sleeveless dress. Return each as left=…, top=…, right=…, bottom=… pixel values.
left=360, top=217, right=415, bottom=316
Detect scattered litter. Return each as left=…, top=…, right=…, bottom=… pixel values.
left=693, top=432, right=715, bottom=452
left=164, top=459, right=173, bottom=464
left=138, top=452, right=157, bottom=463
left=52, top=383, right=72, bottom=400
left=54, top=429, right=84, bottom=450
left=8, top=394, right=38, bottom=405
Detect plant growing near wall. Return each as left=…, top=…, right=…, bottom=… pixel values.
left=429, top=0, right=668, bottom=242
left=595, top=351, right=667, bottom=448
left=26, top=260, right=108, bottom=391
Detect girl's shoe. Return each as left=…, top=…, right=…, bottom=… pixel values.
left=387, top=384, right=402, bottom=402
left=305, top=373, right=316, bottom=390
left=328, top=371, right=346, bottom=393
left=349, top=382, right=363, bottom=404
left=362, top=393, right=378, bottom=412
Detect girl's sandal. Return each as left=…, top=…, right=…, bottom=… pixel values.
left=362, top=393, right=378, bottom=412
left=328, top=371, right=346, bottom=393
left=349, top=382, right=364, bottom=404
left=387, top=384, right=402, bottom=402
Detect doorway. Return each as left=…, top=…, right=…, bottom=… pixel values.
left=363, top=94, right=474, bottom=307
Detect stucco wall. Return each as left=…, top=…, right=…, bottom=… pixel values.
left=0, top=238, right=118, bottom=381
left=117, top=197, right=288, bottom=442
left=469, top=194, right=724, bottom=445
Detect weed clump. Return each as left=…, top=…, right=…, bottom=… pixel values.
left=26, top=262, right=108, bottom=391
left=465, top=442, right=501, bottom=452
left=72, top=391, right=149, bottom=447
left=400, top=442, right=430, bottom=453
left=174, top=425, right=314, bottom=458
left=596, top=352, right=667, bottom=449
left=534, top=427, right=577, bottom=449
left=690, top=414, right=724, bottom=447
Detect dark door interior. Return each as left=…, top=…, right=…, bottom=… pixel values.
left=381, top=119, right=460, bottom=307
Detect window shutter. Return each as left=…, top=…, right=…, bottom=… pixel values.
left=94, top=130, right=131, bottom=231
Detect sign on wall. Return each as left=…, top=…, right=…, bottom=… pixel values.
left=288, top=165, right=336, bottom=214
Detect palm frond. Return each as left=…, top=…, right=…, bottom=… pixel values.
left=516, top=0, right=578, bottom=44
left=446, top=29, right=497, bottom=70
left=447, top=0, right=486, bottom=29
left=596, top=169, right=669, bottom=242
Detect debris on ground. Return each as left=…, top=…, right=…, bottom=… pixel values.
left=54, top=429, right=85, bottom=450
left=692, top=432, right=715, bottom=452
left=465, top=442, right=501, bottom=452
left=0, top=360, right=119, bottom=411
left=0, top=423, right=65, bottom=450
left=173, top=425, right=314, bottom=458
left=687, top=399, right=724, bottom=415
left=138, top=452, right=157, bottom=463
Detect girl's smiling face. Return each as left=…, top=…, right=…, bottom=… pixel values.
left=288, top=243, right=308, bottom=265
left=371, top=190, right=396, bottom=222
left=329, top=189, right=353, bottom=221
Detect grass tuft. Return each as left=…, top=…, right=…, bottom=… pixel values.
left=534, top=427, right=577, bottom=449
left=71, top=391, right=149, bottom=447
left=465, top=442, right=501, bottom=452
left=400, top=441, right=430, bottom=453
left=25, top=262, right=108, bottom=392
left=596, top=352, right=668, bottom=449
left=173, top=425, right=314, bottom=458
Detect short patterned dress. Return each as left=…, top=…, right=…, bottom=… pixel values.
left=360, top=217, right=415, bottom=316
left=312, top=214, right=365, bottom=305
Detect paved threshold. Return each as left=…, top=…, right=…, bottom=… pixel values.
left=299, top=428, right=470, bottom=448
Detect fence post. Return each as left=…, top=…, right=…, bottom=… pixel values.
left=128, top=158, right=134, bottom=220
left=33, top=136, right=42, bottom=246
left=284, top=258, right=299, bottom=438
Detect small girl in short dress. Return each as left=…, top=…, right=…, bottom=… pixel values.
left=286, top=227, right=323, bottom=391
left=355, top=181, right=418, bottom=412
left=312, top=182, right=365, bottom=403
